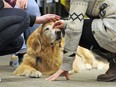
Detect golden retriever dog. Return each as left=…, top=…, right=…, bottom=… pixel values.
left=14, top=22, right=109, bottom=77
left=14, top=22, right=63, bottom=77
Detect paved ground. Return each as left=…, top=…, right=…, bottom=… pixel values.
left=0, top=55, right=116, bottom=87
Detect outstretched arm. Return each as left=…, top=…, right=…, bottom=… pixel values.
left=46, top=0, right=89, bottom=81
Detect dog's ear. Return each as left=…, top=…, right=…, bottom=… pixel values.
left=32, top=34, right=41, bottom=51
left=27, top=28, right=42, bottom=55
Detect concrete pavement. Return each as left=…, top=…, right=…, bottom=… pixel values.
left=0, top=55, right=116, bottom=87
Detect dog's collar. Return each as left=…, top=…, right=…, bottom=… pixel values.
left=35, top=56, right=42, bottom=66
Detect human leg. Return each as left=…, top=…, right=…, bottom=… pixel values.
left=15, top=33, right=26, bottom=64
left=14, top=0, right=41, bottom=64
left=79, top=19, right=116, bottom=82
left=18, top=0, right=41, bottom=52
left=24, top=0, right=41, bottom=39
left=0, top=36, right=23, bottom=56
left=0, top=8, right=30, bottom=55
left=79, top=19, right=107, bottom=51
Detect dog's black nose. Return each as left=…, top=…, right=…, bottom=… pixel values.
left=55, top=31, right=61, bottom=36
left=60, top=28, right=65, bottom=37
left=55, top=31, right=61, bottom=40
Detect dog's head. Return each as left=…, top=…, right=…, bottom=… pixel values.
left=27, top=22, right=64, bottom=54
left=39, top=22, right=63, bottom=45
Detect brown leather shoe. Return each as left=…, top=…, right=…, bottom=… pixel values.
left=97, top=59, right=116, bottom=82
left=92, top=48, right=116, bottom=81
left=97, top=71, right=116, bottom=82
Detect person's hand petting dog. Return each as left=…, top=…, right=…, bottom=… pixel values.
left=53, top=20, right=65, bottom=29
left=35, top=14, right=61, bottom=24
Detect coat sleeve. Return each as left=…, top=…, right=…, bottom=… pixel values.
left=0, top=0, right=4, bottom=9
left=29, top=14, right=36, bottom=27
left=60, top=0, right=89, bottom=71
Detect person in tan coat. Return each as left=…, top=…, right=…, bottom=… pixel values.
left=46, top=0, right=116, bottom=82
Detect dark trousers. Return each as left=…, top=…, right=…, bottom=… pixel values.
left=79, top=19, right=109, bottom=53
left=0, top=8, right=30, bottom=56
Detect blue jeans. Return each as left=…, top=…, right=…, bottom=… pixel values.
left=0, top=8, right=30, bottom=56
left=15, top=0, right=41, bottom=53
left=24, top=0, right=41, bottom=40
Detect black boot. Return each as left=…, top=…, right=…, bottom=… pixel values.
left=92, top=49, right=116, bottom=82
left=97, top=61, right=116, bottom=82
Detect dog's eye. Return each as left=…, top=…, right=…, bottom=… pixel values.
left=44, top=28, right=49, bottom=31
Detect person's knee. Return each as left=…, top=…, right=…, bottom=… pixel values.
left=9, top=36, right=24, bottom=53
left=14, top=36, right=24, bottom=52
left=0, top=36, right=24, bottom=56
left=14, top=9, right=30, bottom=24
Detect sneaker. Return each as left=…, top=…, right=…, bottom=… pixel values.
left=10, top=54, right=19, bottom=67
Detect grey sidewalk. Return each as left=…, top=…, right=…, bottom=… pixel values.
left=0, top=55, right=116, bottom=87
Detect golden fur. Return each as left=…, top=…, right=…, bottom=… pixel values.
left=14, top=22, right=63, bottom=77
left=72, top=46, right=109, bottom=73
left=14, top=22, right=109, bottom=77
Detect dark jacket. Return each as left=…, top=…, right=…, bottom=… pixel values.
left=0, top=0, right=4, bottom=9
left=0, top=0, right=36, bottom=27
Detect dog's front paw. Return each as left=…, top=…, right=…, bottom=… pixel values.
left=20, top=70, right=42, bottom=78
left=85, top=64, right=92, bottom=70
left=69, top=70, right=75, bottom=75
left=30, top=71, right=42, bottom=78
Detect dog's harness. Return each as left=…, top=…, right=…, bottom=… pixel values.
left=35, top=56, right=42, bottom=66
